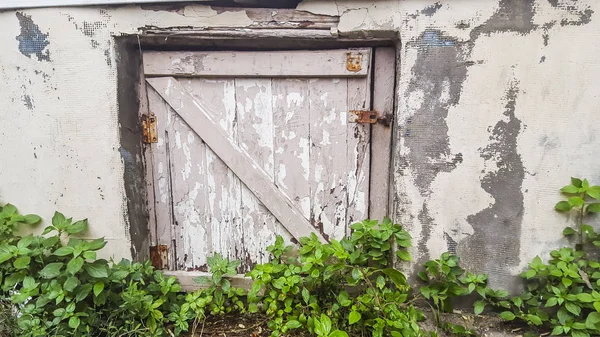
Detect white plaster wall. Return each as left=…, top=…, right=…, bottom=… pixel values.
left=0, top=0, right=599, bottom=289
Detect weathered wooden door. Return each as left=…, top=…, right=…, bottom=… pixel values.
left=142, top=48, right=394, bottom=276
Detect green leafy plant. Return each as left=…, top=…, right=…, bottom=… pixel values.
left=418, top=252, right=506, bottom=335
left=0, top=203, right=184, bottom=336
left=247, top=218, right=429, bottom=337
left=492, top=177, right=600, bottom=337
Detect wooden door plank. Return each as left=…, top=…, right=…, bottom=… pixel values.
left=235, top=78, right=287, bottom=268
left=146, top=77, right=327, bottom=243
left=146, top=88, right=176, bottom=269
left=368, top=48, right=395, bottom=220
left=179, top=79, right=242, bottom=270
left=308, top=78, right=349, bottom=240
left=143, top=49, right=371, bottom=78
left=346, top=77, right=372, bottom=227
left=162, top=105, right=209, bottom=271
left=272, top=79, right=311, bottom=219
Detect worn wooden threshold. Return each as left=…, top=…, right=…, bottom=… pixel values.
left=164, top=271, right=254, bottom=292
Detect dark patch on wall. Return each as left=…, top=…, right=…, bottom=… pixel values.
left=421, top=2, right=442, bottom=17
left=104, top=49, right=113, bottom=67
left=561, top=8, right=593, bottom=26
left=542, top=22, right=555, bottom=46
left=470, top=0, right=535, bottom=39
left=458, top=81, right=525, bottom=292
left=540, top=56, right=546, bottom=63
left=22, top=94, right=34, bottom=110
left=402, top=30, right=468, bottom=195
left=82, top=21, right=107, bottom=37
left=115, top=38, right=150, bottom=261
left=417, top=204, right=433, bottom=265
left=64, top=14, right=110, bottom=49
left=15, top=12, right=51, bottom=61
left=546, top=0, right=594, bottom=26
left=444, top=232, right=458, bottom=254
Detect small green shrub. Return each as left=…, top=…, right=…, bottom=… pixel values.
left=418, top=177, right=600, bottom=337
left=492, top=178, right=600, bottom=337
left=0, top=203, right=183, bottom=336
left=246, top=218, right=430, bottom=337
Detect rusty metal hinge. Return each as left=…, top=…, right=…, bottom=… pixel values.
left=150, top=244, right=169, bottom=270
left=349, top=110, right=393, bottom=127
left=346, top=52, right=363, bottom=72
left=142, top=114, right=158, bottom=143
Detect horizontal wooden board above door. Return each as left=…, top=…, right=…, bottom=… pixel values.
left=143, top=49, right=371, bottom=78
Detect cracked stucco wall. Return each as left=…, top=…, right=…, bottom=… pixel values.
left=0, top=0, right=599, bottom=290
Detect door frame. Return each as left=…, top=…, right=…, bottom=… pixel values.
left=117, top=30, right=398, bottom=290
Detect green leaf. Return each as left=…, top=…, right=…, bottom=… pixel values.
left=562, top=278, right=573, bottom=287
left=474, top=300, right=485, bottom=315
left=499, top=311, right=515, bottom=321
left=563, top=227, right=577, bottom=236
left=382, top=268, right=407, bottom=289
left=581, top=224, right=594, bottom=235
left=17, top=235, right=34, bottom=250
left=571, top=331, right=590, bottom=337
left=551, top=326, right=564, bottom=336
left=87, top=238, right=107, bottom=251
left=587, top=186, right=600, bottom=200
left=546, top=297, right=558, bottom=307
left=566, top=302, right=581, bottom=316
left=523, top=269, right=536, bottom=279
left=585, top=312, right=600, bottom=329
left=52, top=212, right=68, bottom=229
left=13, top=256, right=30, bottom=269
left=555, top=201, right=573, bottom=211
left=349, top=311, right=361, bottom=325
left=329, top=331, right=348, bottom=337
left=84, top=262, right=108, bottom=278
left=68, top=316, right=80, bottom=330
left=351, top=268, right=361, bottom=281
left=562, top=185, right=580, bottom=194
left=572, top=178, right=583, bottom=188
left=66, top=219, right=88, bottom=234
left=568, top=197, right=585, bottom=207
left=420, top=286, right=431, bottom=299
left=582, top=179, right=591, bottom=189
left=527, top=314, right=543, bottom=326
left=577, top=293, right=594, bottom=302
left=42, top=226, right=55, bottom=235
left=302, top=287, right=310, bottom=304
left=54, top=246, right=74, bottom=257
left=588, top=203, right=600, bottom=213
left=557, top=308, right=570, bottom=324
left=396, top=249, right=411, bottom=261
left=284, top=320, right=302, bottom=330
left=39, top=262, right=63, bottom=279
left=67, top=257, right=84, bottom=275
left=64, top=276, right=79, bottom=292
left=93, top=282, right=104, bottom=297
left=83, top=251, right=96, bottom=260
left=23, top=214, right=41, bottom=225
left=320, top=314, right=332, bottom=335
left=75, top=284, right=93, bottom=302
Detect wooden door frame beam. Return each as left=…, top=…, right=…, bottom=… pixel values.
left=129, top=32, right=399, bottom=288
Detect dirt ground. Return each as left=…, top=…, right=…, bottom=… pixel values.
left=185, top=309, right=535, bottom=337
